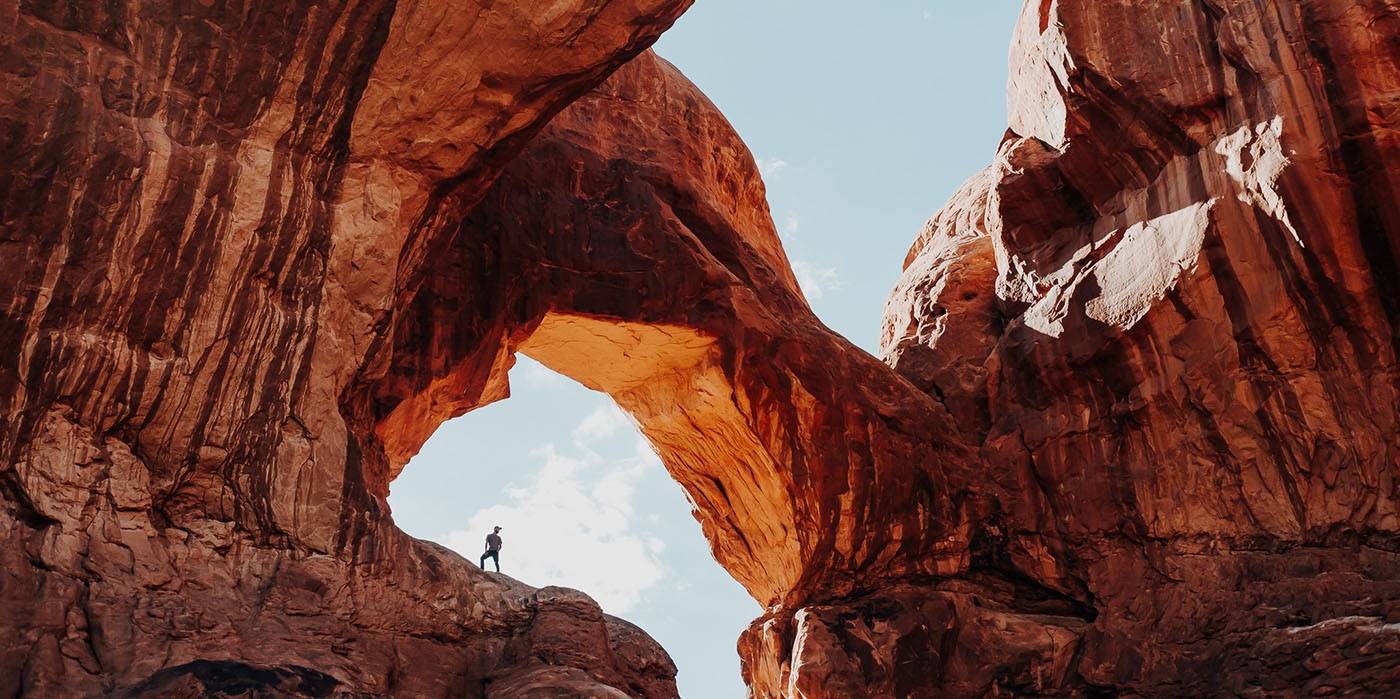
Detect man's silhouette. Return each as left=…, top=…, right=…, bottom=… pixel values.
left=480, top=526, right=503, bottom=572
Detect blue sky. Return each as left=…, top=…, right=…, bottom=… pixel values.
left=387, top=3, right=1023, bottom=697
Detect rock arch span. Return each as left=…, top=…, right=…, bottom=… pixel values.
left=4, top=0, right=1400, bottom=697
left=365, top=51, right=978, bottom=610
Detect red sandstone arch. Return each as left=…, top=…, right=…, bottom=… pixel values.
left=364, top=52, right=978, bottom=608
left=7, top=0, right=1400, bottom=696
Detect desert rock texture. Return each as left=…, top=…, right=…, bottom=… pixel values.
left=877, top=0, right=1400, bottom=696
left=1, top=0, right=692, bottom=696
left=3, top=0, right=1399, bottom=697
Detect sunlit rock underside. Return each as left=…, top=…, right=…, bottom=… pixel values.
left=3, top=0, right=1400, bottom=697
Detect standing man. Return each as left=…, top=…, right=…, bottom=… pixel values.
left=480, top=526, right=503, bottom=572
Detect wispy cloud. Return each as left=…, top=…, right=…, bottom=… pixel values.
left=756, top=158, right=787, bottom=177
left=781, top=214, right=800, bottom=243
left=572, top=402, right=631, bottom=444
left=443, top=404, right=666, bottom=613
left=923, top=10, right=933, bottom=20
left=517, top=355, right=570, bottom=389
left=791, top=260, right=843, bottom=301
left=775, top=214, right=839, bottom=301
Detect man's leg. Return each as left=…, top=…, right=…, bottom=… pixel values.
left=479, top=551, right=489, bottom=569
left=490, top=551, right=500, bottom=572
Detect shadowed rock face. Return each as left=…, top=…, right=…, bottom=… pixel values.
left=877, top=0, right=1400, bottom=696
left=4, top=0, right=1400, bottom=697
left=0, top=0, right=691, bottom=696
left=374, top=3, right=1400, bottom=690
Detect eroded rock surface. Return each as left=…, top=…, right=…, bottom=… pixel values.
left=877, top=0, right=1400, bottom=695
left=368, top=50, right=978, bottom=614
left=5, top=0, right=1400, bottom=696
left=0, top=0, right=689, bottom=695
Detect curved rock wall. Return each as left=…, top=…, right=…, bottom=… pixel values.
left=880, top=0, right=1400, bottom=695
left=4, top=0, right=1399, bottom=696
left=0, top=1, right=690, bottom=695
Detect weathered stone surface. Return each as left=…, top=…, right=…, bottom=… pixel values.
left=463, top=7, right=1400, bottom=694
left=0, top=0, right=689, bottom=695
left=368, top=49, right=977, bottom=616
left=387, top=45, right=1075, bottom=699
left=876, top=0, right=1400, bottom=695
left=6, top=0, right=1400, bottom=696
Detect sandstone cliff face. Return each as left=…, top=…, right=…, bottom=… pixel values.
left=874, top=0, right=1400, bottom=695
left=5, top=0, right=1400, bottom=696
left=0, top=1, right=691, bottom=695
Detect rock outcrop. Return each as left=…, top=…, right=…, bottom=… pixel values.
left=1, top=1, right=691, bottom=695
left=875, top=0, right=1400, bottom=695
left=5, top=0, right=1400, bottom=696
left=359, top=2, right=1400, bottom=691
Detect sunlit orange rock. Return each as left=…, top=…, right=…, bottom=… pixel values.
left=443, top=5, right=1400, bottom=692
left=367, top=50, right=978, bottom=619
left=382, top=45, right=1083, bottom=699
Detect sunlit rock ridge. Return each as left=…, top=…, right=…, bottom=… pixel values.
left=2, top=1, right=1398, bottom=698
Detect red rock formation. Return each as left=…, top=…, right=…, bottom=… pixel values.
left=0, top=0, right=691, bottom=695
left=466, top=4, right=1400, bottom=695
left=6, top=0, right=1400, bottom=696
left=386, top=45, right=1092, bottom=699
left=875, top=0, right=1400, bottom=695
left=367, top=49, right=977, bottom=614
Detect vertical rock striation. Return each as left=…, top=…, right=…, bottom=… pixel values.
left=0, top=1, right=690, bottom=695
left=5, top=0, right=1399, bottom=696
left=880, top=0, right=1400, bottom=695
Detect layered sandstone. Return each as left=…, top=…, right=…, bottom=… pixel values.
left=5, top=0, right=1400, bottom=697
left=875, top=0, right=1400, bottom=695
left=0, top=1, right=690, bottom=695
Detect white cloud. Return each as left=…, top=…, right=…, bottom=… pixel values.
left=442, top=423, right=666, bottom=613
left=516, top=355, right=570, bottom=389
left=780, top=214, right=800, bottom=244
left=756, top=158, right=787, bottom=177
left=784, top=215, right=799, bottom=236
left=923, top=10, right=933, bottom=20
left=632, top=434, right=663, bottom=468
left=572, top=402, right=631, bottom=444
left=791, top=260, right=843, bottom=301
